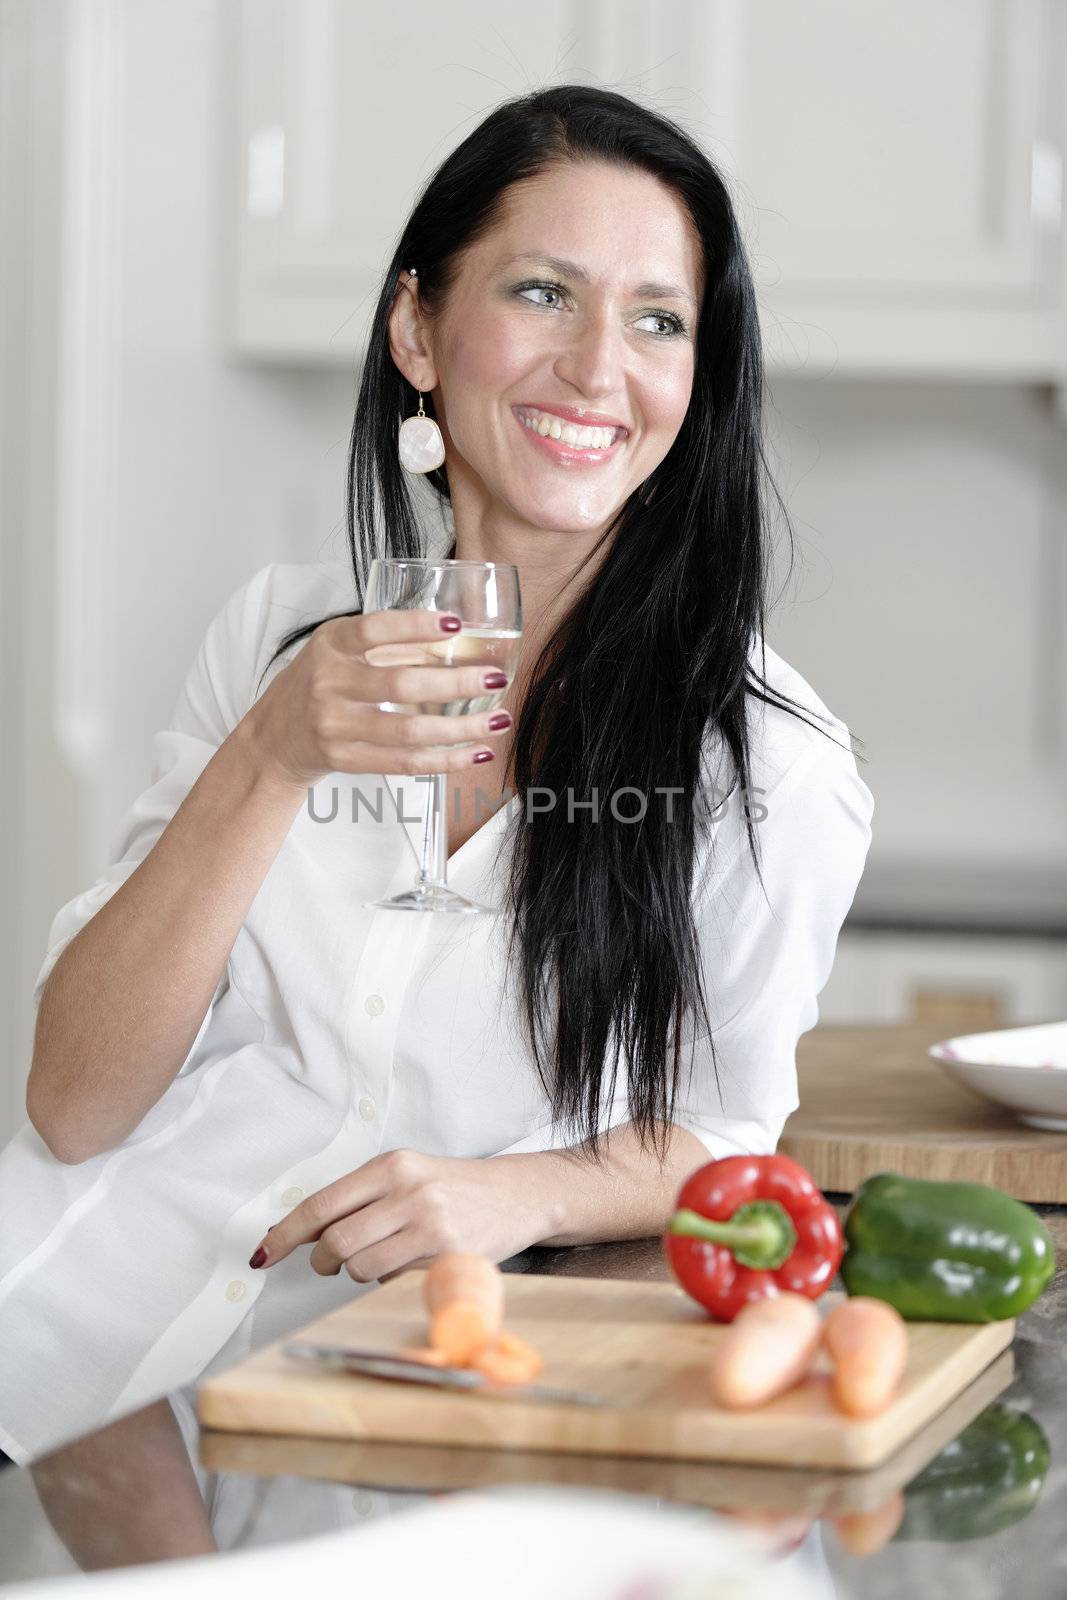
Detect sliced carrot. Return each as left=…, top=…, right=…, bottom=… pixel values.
left=430, top=1300, right=498, bottom=1364
left=395, top=1345, right=450, bottom=1367
left=468, top=1328, right=544, bottom=1384
left=493, top=1330, right=544, bottom=1372
left=469, top=1348, right=528, bottom=1384
left=469, top=1329, right=545, bottom=1383
left=822, top=1297, right=909, bottom=1419
left=710, top=1293, right=822, bottom=1410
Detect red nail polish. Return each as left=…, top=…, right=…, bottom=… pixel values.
left=438, top=614, right=462, bottom=633
left=472, top=750, right=494, bottom=765
left=488, top=712, right=512, bottom=731
left=482, top=671, right=507, bottom=689
left=249, top=1247, right=268, bottom=1269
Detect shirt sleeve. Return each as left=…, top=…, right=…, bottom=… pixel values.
left=668, top=736, right=875, bottom=1151
left=31, top=563, right=279, bottom=1074
left=485, top=1109, right=788, bottom=1162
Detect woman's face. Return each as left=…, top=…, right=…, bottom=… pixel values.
left=394, top=160, right=704, bottom=538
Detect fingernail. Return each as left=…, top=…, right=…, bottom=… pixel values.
left=483, top=671, right=507, bottom=689
left=249, top=1247, right=268, bottom=1269
left=438, top=614, right=461, bottom=633
left=472, top=750, right=495, bottom=765
left=488, top=711, right=512, bottom=731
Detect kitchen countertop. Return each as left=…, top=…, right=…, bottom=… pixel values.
left=1, top=1207, right=1063, bottom=1598
left=846, top=858, right=1067, bottom=938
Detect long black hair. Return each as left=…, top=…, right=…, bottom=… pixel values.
left=257, top=85, right=860, bottom=1167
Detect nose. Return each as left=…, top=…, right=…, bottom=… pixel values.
left=552, top=306, right=625, bottom=400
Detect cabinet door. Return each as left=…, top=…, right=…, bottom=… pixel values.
left=231, top=0, right=1065, bottom=376
left=702, top=0, right=1065, bottom=377
left=821, top=929, right=1067, bottom=1025
left=229, top=0, right=595, bottom=360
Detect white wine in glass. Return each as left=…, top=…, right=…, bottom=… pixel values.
left=362, top=558, right=523, bottom=912
left=377, top=626, right=522, bottom=722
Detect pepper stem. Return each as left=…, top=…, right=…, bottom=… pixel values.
left=667, top=1199, right=798, bottom=1270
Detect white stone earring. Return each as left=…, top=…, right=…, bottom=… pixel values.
left=397, top=271, right=446, bottom=474
left=398, top=390, right=446, bottom=474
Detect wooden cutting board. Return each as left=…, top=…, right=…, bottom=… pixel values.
left=200, top=1347, right=1015, bottom=1514
left=782, top=1021, right=1067, bottom=1201
left=197, top=1273, right=1014, bottom=1472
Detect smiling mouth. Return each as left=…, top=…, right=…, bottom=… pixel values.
left=512, top=405, right=626, bottom=462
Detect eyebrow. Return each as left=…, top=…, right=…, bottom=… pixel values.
left=498, top=252, right=698, bottom=311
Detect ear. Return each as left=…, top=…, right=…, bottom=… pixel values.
left=387, top=274, right=438, bottom=393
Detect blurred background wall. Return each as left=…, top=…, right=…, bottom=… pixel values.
left=2, top=0, right=1066, bottom=1144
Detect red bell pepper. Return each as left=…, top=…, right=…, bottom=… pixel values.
left=663, top=1153, right=843, bottom=1322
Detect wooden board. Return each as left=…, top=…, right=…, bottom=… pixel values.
left=782, top=1021, right=1067, bottom=1201
left=200, top=1347, right=1015, bottom=1515
left=197, top=1274, right=1014, bottom=1473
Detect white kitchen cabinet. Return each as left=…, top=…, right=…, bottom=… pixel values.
left=227, top=0, right=594, bottom=360
left=228, top=0, right=1066, bottom=380
left=702, top=0, right=1066, bottom=380
left=820, top=928, right=1067, bottom=1026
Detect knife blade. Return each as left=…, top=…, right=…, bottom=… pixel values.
left=282, top=1341, right=614, bottom=1407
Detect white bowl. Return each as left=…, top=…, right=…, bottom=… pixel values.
left=929, top=1020, right=1067, bottom=1130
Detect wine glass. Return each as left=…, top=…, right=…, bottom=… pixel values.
left=361, top=558, right=523, bottom=912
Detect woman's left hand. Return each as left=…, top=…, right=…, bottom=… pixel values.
left=247, top=1148, right=552, bottom=1283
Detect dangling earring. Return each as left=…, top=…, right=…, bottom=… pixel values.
left=398, top=390, right=446, bottom=473
left=397, top=268, right=446, bottom=474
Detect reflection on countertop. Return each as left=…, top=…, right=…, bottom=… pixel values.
left=2, top=1206, right=1064, bottom=1597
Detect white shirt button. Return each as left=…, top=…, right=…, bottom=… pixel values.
left=358, top=1096, right=377, bottom=1122
left=225, top=1280, right=248, bottom=1303
left=280, top=1186, right=305, bottom=1206
left=364, top=993, right=385, bottom=1017
left=351, top=1488, right=375, bottom=1516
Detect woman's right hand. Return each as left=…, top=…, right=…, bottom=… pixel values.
left=244, top=609, right=513, bottom=788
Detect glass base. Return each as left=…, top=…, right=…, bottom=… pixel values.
left=364, top=883, right=490, bottom=913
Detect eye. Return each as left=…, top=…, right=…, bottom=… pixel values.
left=514, top=281, right=688, bottom=338
left=634, top=311, right=688, bottom=338
left=515, top=281, right=567, bottom=310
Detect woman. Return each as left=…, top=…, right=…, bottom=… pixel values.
left=0, top=85, right=873, bottom=1467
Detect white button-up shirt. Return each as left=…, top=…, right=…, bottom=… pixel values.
left=0, top=560, right=874, bottom=1464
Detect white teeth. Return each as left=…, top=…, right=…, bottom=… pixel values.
left=517, top=408, right=618, bottom=450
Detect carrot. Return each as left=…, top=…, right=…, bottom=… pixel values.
left=830, top=1492, right=905, bottom=1556
left=822, top=1297, right=908, bottom=1419
left=395, top=1346, right=451, bottom=1367
left=710, top=1292, right=822, bottom=1410
left=401, top=1331, right=544, bottom=1383
left=429, top=1304, right=494, bottom=1365
left=423, top=1252, right=505, bottom=1364
left=470, top=1329, right=544, bottom=1385
left=494, top=1330, right=544, bottom=1369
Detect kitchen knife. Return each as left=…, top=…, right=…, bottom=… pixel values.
left=282, top=1340, right=614, bottom=1406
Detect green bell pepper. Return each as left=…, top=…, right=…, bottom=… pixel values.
left=841, top=1172, right=1055, bottom=1321
left=894, top=1403, right=1050, bottom=1541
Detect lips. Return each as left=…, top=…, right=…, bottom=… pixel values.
left=512, top=407, right=625, bottom=465
left=515, top=402, right=630, bottom=434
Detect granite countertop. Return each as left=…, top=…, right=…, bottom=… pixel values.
left=2, top=1206, right=1063, bottom=1598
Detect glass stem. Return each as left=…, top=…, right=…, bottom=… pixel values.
left=416, top=772, right=449, bottom=892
